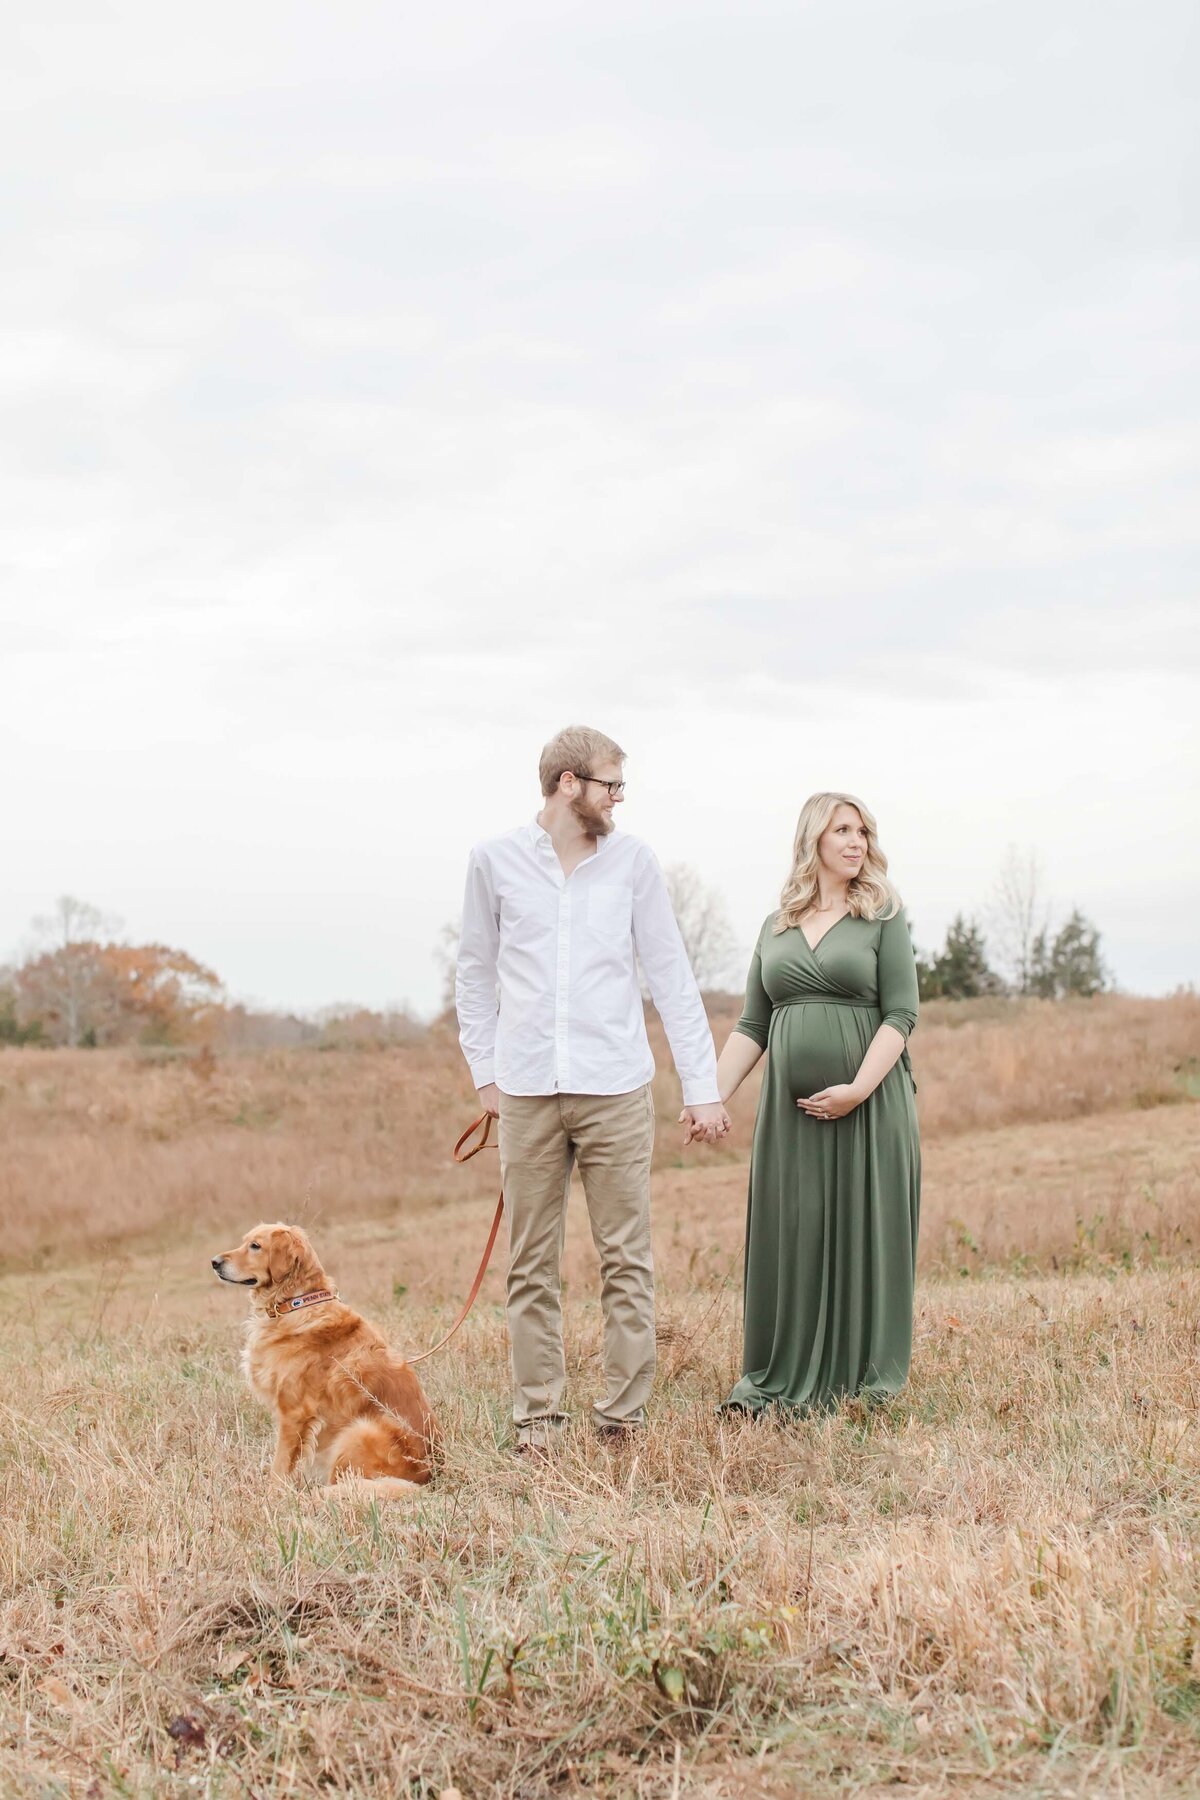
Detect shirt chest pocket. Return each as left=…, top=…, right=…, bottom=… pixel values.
left=586, top=884, right=632, bottom=943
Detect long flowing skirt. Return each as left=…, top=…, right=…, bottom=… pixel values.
left=725, top=1000, right=921, bottom=1413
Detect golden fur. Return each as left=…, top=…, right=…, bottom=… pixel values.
left=212, top=1222, right=436, bottom=1497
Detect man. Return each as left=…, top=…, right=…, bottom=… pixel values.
left=455, top=725, right=729, bottom=1453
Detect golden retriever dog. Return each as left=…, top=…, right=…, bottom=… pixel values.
left=212, top=1222, right=436, bottom=1498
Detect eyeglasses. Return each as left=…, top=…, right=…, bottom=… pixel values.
left=572, top=773, right=626, bottom=798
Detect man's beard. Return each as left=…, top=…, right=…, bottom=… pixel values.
left=569, top=791, right=614, bottom=839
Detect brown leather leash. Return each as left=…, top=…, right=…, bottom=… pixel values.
left=405, top=1114, right=504, bottom=1366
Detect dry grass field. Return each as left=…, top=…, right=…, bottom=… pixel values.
left=1, top=995, right=1198, bottom=1797
left=1, top=995, right=1196, bottom=1273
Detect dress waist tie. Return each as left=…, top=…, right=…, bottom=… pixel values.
left=774, top=996, right=873, bottom=1008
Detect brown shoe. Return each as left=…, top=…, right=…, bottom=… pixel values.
left=512, top=1419, right=565, bottom=1457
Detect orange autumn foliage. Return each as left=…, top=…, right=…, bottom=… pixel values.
left=14, top=941, right=223, bottom=1046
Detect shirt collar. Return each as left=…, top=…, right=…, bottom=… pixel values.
left=523, top=818, right=613, bottom=857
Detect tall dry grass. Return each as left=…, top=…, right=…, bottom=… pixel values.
left=1, top=1000, right=1197, bottom=1793
left=1, top=995, right=1196, bottom=1272
left=0, top=1244, right=1197, bottom=1795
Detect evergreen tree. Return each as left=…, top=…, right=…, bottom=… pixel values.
left=909, top=920, right=944, bottom=1000
left=933, top=914, right=1001, bottom=999
left=0, top=976, right=42, bottom=1045
left=1029, top=909, right=1107, bottom=998
left=912, top=916, right=1001, bottom=1001
left=914, top=945, right=943, bottom=1001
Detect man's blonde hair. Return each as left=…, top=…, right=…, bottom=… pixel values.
left=538, top=725, right=626, bottom=798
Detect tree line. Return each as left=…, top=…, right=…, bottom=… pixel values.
left=0, top=897, right=424, bottom=1051
left=436, top=856, right=1111, bottom=1015
left=666, top=856, right=1108, bottom=1003
left=913, top=850, right=1107, bottom=1000
left=0, top=899, right=224, bottom=1048
left=3, top=854, right=1110, bottom=1050
left=913, top=909, right=1106, bottom=1001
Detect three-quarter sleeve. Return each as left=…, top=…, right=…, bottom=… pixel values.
left=877, top=909, right=919, bottom=1040
left=735, top=920, right=775, bottom=1051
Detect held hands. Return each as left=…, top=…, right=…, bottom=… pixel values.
left=476, top=1082, right=502, bottom=1119
left=797, top=1084, right=860, bottom=1122
left=678, top=1101, right=731, bottom=1147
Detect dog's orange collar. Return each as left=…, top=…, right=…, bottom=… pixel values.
left=265, top=1287, right=339, bottom=1319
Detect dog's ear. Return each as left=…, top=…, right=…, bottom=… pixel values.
left=287, top=1226, right=320, bottom=1284
left=265, top=1226, right=301, bottom=1290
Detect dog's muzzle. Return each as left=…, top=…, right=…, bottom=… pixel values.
left=212, top=1258, right=257, bottom=1285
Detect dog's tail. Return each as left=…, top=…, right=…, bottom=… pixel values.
left=322, top=1414, right=434, bottom=1489
left=320, top=1475, right=423, bottom=1502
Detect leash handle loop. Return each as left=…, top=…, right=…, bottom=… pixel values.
left=452, top=1112, right=496, bottom=1162
left=405, top=1114, right=503, bottom=1366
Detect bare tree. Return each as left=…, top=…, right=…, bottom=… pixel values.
left=20, top=895, right=124, bottom=1046
left=985, top=850, right=1049, bottom=996
left=663, top=864, right=742, bottom=992
left=434, top=917, right=461, bottom=1013
left=31, top=895, right=120, bottom=950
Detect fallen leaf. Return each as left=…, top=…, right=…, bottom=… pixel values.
left=38, top=1675, right=74, bottom=1710
left=167, top=1715, right=206, bottom=1752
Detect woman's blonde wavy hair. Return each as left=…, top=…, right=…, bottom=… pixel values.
left=773, top=792, right=902, bottom=934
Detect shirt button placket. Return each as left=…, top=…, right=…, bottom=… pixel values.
left=555, top=885, right=571, bottom=1092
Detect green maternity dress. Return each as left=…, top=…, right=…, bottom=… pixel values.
left=725, top=909, right=921, bottom=1414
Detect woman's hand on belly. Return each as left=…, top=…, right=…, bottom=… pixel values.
left=796, top=1083, right=862, bottom=1121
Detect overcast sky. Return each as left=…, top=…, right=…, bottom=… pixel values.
left=3, top=1, right=1197, bottom=1015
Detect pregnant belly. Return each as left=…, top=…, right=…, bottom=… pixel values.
left=776, top=1004, right=871, bottom=1096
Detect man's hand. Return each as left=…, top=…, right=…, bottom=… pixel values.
left=477, top=1082, right=501, bottom=1119
left=678, top=1101, right=731, bottom=1146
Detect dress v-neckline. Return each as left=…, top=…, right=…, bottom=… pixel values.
left=799, top=911, right=850, bottom=955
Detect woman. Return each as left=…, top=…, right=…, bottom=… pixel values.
left=715, top=793, right=921, bottom=1414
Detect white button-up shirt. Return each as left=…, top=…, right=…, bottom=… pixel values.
left=455, top=821, right=720, bottom=1105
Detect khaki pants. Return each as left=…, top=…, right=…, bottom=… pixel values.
left=498, top=1085, right=656, bottom=1431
